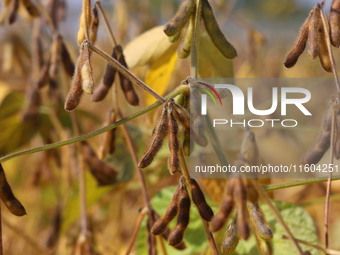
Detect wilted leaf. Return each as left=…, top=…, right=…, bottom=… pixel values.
left=144, top=50, right=178, bottom=106
left=124, top=26, right=179, bottom=68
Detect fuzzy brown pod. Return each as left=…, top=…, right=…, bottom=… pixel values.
left=152, top=185, right=181, bottom=235
left=21, top=0, right=40, bottom=17
left=164, top=0, right=196, bottom=37
left=168, top=104, right=180, bottom=175
left=80, top=42, right=95, bottom=94
left=284, top=9, right=312, bottom=68
left=190, top=178, right=214, bottom=221
left=98, top=109, right=117, bottom=160
left=210, top=178, right=236, bottom=232
left=168, top=181, right=191, bottom=247
left=116, top=46, right=139, bottom=106
left=329, top=0, right=340, bottom=47
left=8, top=0, right=19, bottom=24
left=139, top=104, right=169, bottom=168
left=89, top=5, right=99, bottom=45
left=0, top=164, right=26, bottom=216
left=308, top=7, right=321, bottom=59
left=61, top=41, right=75, bottom=77
left=182, top=131, right=193, bottom=156
left=221, top=219, right=239, bottom=254
left=202, top=0, right=237, bottom=59
left=233, top=177, right=250, bottom=240
left=243, top=178, right=259, bottom=204
left=301, top=105, right=334, bottom=165
left=247, top=201, right=273, bottom=240
left=92, top=47, right=118, bottom=102
left=81, top=141, right=119, bottom=186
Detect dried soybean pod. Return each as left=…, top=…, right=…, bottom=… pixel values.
left=152, top=185, right=181, bottom=235
left=49, top=34, right=62, bottom=79
left=234, top=178, right=250, bottom=240
left=254, top=232, right=273, bottom=255
left=329, top=0, right=340, bottom=47
left=190, top=178, right=214, bottom=221
left=0, top=164, right=26, bottom=216
left=164, top=0, right=195, bottom=37
left=9, top=0, right=19, bottom=24
left=247, top=201, right=273, bottom=240
left=221, top=219, right=239, bottom=254
left=284, top=10, right=312, bottom=68
left=81, top=141, right=119, bottom=186
left=169, top=30, right=181, bottom=43
left=319, top=36, right=332, bottom=72
left=177, top=14, right=194, bottom=59
left=77, top=0, right=92, bottom=45
left=81, top=42, right=95, bottom=94
left=65, top=48, right=84, bottom=111
left=301, top=105, right=333, bottom=165
left=244, top=178, right=259, bottom=203
left=117, top=46, right=139, bottom=106
left=210, top=179, right=236, bottom=232
left=139, top=104, right=169, bottom=168
left=92, top=47, right=117, bottom=102
left=168, top=104, right=180, bottom=175
left=89, top=5, right=99, bottom=44
left=61, top=41, right=75, bottom=77
left=98, top=109, right=117, bottom=159
left=168, top=182, right=191, bottom=247
left=202, top=0, right=237, bottom=59
left=161, top=228, right=187, bottom=250
left=21, top=0, right=40, bottom=17
left=308, top=7, right=320, bottom=59
left=182, top=131, right=193, bottom=156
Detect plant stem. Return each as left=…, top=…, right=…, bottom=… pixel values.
left=88, top=43, right=166, bottom=103
left=191, top=0, right=202, bottom=77
left=178, top=150, right=219, bottom=255
left=250, top=179, right=303, bottom=255
left=83, top=0, right=91, bottom=42
left=124, top=207, right=148, bottom=255
left=94, top=1, right=117, bottom=47
left=0, top=86, right=187, bottom=164
left=119, top=112, right=151, bottom=209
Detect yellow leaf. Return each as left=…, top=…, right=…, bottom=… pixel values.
left=144, top=50, right=178, bottom=106
left=124, top=26, right=179, bottom=68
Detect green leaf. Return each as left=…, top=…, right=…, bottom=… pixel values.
left=234, top=200, right=319, bottom=255
left=137, top=185, right=218, bottom=255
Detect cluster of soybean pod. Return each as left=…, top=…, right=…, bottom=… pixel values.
left=284, top=0, right=340, bottom=167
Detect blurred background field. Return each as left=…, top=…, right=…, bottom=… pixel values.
left=1, top=0, right=340, bottom=254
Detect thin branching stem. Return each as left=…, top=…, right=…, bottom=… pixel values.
left=88, top=43, right=166, bottom=103
left=191, top=0, right=202, bottom=78
left=250, top=179, right=303, bottom=255
left=95, top=1, right=118, bottom=47
left=124, top=207, right=148, bottom=255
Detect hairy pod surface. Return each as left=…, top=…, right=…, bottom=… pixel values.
left=284, top=10, right=312, bottom=68
left=89, top=6, right=99, bottom=44
left=61, top=41, right=75, bottom=77
left=98, top=109, right=117, bottom=160
left=0, top=164, right=26, bottom=216
left=247, top=201, right=273, bottom=240
left=21, top=0, right=40, bottom=17
left=308, top=7, right=320, bottom=59
left=81, top=141, right=119, bottom=186
left=329, top=0, right=340, bottom=47
left=168, top=104, right=180, bottom=175
left=177, top=14, right=195, bottom=59
left=65, top=48, right=84, bottom=111
left=139, top=104, right=169, bottom=168
left=254, top=231, right=273, bottom=255
left=182, top=131, right=193, bottom=156
left=168, top=183, right=191, bottom=247
left=244, top=179, right=259, bottom=204
left=210, top=195, right=234, bottom=232
left=80, top=43, right=95, bottom=94
left=221, top=220, right=239, bottom=254
left=152, top=185, right=181, bottom=235
left=92, top=46, right=118, bottom=102
left=190, top=178, right=214, bottom=221
left=202, top=0, right=237, bottom=59
left=301, top=105, right=334, bottom=165
left=117, top=46, right=139, bottom=106
left=164, top=0, right=196, bottom=37
left=234, top=179, right=250, bottom=240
